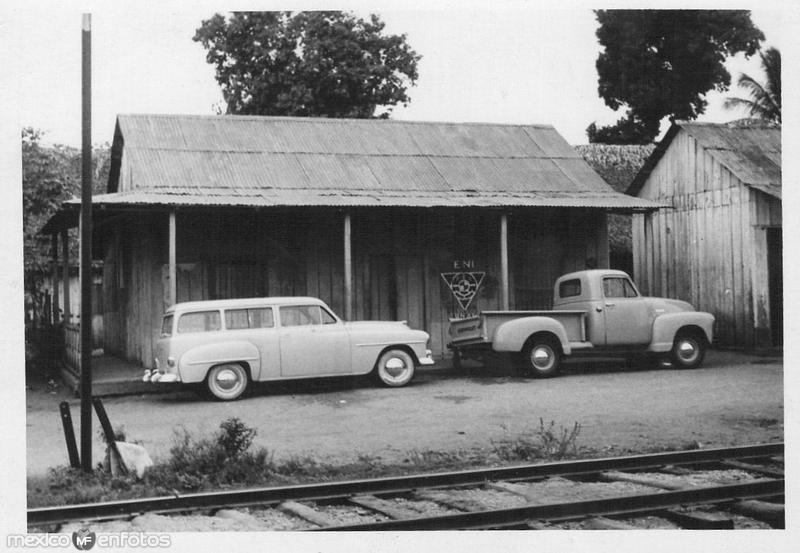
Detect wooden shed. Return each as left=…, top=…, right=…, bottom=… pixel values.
left=45, top=114, right=658, bottom=370
left=628, top=121, right=782, bottom=349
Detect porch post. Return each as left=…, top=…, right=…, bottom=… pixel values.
left=169, top=210, right=177, bottom=306
left=62, top=228, right=71, bottom=324
left=500, top=213, right=509, bottom=310
left=51, top=233, right=59, bottom=324
left=344, top=212, right=353, bottom=321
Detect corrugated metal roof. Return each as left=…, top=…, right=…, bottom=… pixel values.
left=629, top=121, right=781, bottom=199
left=103, top=114, right=659, bottom=210
left=64, top=188, right=658, bottom=210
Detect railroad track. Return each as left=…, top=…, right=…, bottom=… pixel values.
left=30, top=443, right=784, bottom=531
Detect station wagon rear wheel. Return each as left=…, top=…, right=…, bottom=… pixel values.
left=375, top=349, right=415, bottom=387
left=521, top=337, right=561, bottom=378
left=206, top=363, right=249, bottom=401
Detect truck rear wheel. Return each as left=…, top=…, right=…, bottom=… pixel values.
left=522, top=337, right=561, bottom=378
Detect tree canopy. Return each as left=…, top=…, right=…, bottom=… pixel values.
left=724, top=47, right=781, bottom=124
left=588, top=10, right=764, bottom=144
left=193, top=11, right=421, bottom=118
left=22, top=129, right=109, bottom=282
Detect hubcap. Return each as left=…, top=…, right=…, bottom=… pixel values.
left=215, top=368, right=240, bottom=391
left=677, top=340, right=698, bottom=362
left=384, top=357, right=407, bottom=378
left=532, top=346, right=554, bottom=369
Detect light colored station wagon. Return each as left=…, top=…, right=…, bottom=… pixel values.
left=144, top=297, right=434, bottom=400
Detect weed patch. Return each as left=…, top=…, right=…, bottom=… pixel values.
left=493, top=419, right=582, bottom=462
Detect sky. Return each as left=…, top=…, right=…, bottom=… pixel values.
left=1, top=2, right=787, bottom=148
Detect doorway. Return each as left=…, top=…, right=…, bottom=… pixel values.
left=767, top=228, right=783, bottom=347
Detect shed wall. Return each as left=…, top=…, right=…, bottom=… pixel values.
left=105, top=208, right=609, bottom=369
left=632, top=130, right=780, bottom=348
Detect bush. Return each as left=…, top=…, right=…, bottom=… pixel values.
left=147, top=418, right=274, bottom=491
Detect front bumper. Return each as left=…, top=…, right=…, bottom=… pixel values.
left=143, top=370, right=180, bottom=383
left=418, top=349, right=435, bottom=366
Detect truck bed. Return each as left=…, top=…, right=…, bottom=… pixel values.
left=449, top=310, right=588, bottom=347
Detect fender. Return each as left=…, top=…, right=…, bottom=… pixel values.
left=492, top=317, right=571, bottom=354
left=649, top=312, right=715, bottom=353
left=178, top=340, right=261, bottom=383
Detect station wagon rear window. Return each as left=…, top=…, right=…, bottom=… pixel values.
left=559, top=279, right=582, bottom=298
left=177, top=311, right=221, bottom=333
left=225, top=308, right=274, bottom=330
left=161, top=314, right=173, bottom=337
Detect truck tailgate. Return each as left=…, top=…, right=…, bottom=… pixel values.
left=448, top=316, right=487, bottom=345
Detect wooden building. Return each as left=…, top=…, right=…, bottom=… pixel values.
left=45, top=114, right=657, bottom=369
left=628, top=121, right=782, bottom=349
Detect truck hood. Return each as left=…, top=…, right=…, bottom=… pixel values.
left=643, top=297, right=695, bottom=313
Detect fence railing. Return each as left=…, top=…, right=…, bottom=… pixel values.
left=63, top=324, right=81, bottom=374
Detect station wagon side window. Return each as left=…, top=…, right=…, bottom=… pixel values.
left=603, top=277, right=639, bottom=298
left=559, top=279, right=582, bottom=299
left=225, top=308, right=274, bottom=330
left=161, top=314, right=174, bottom=337
left=280, top=305, right=336, bottom=327
left=177, top=310, right=222, bottom=333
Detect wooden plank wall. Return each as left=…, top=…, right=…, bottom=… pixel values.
left=110, top=207, right=611, bottom=366
left=630, top=130, right=777, bottom=348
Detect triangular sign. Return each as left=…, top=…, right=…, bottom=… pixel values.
left=440, top=272, right=486, bottom=313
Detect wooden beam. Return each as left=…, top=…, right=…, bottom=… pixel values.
left=62, top=228, right=71, bottom=324
left=169, top=210, right=177, bottom=306
left=344, top=212, right=353, bottom=320
left=500, top=213, right=509, bottom=310
left=51, top=233, right=59, bottom=324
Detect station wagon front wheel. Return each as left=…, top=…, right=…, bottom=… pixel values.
left=375, top=349, right=415, bottom=387
left=206, top=363, right=249, bottom=401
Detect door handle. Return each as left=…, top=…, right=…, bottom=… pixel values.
left=605, top=302, right=616, bottom=308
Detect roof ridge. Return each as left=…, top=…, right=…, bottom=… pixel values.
left=116, top=113, right=556, bottom=129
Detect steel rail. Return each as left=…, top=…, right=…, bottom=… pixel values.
left=28, top=442, right=783, bottom=527
left=318, top=479, right=785, bottom=531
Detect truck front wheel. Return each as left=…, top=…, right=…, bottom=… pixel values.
left=522, top=337, right=561, bottom=378
left=670, top=332, right=706, bottom=369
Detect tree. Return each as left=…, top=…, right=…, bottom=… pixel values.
left=22, top=129, right=111, bottom=319
left=193, top=11, right=421, bottom=118
left=588, top=10, right=763, bottom=144
left=724, top=47, right=781, bottom=123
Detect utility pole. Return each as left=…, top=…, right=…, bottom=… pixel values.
left=80, top=13, right=93, bottom=472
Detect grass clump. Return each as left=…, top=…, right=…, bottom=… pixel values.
left=493, top=419, right=582, bottom=462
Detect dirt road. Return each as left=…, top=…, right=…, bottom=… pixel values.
left=26, top=351, right=783, bottom=476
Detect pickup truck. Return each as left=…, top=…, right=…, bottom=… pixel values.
left=448, top=270, right=714, bottom=377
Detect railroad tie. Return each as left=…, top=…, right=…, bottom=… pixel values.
left=720, top=459, right=785, bottom=479
left=276, top=501, right=338, bottom=527
left=582, top=517, right=639, bottom=530
left=663, top=509, right=734, bottom=529
left=598, top=471, right=686, bottom=490
left=413, top=490, right=489, bottom=512
left=730, top=500, right=785, bottom=528
left=349, top=495, right=422, bottom=520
